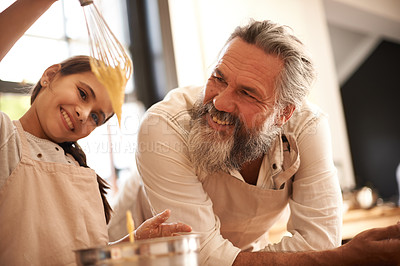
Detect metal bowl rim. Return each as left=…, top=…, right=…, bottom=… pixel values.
left=74, top=233, right=201, bottom=253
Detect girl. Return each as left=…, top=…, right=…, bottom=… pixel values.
left=0, top=1, right=191, bottom=265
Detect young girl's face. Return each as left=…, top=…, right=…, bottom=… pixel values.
left=33, top=69, right=114, bottom=143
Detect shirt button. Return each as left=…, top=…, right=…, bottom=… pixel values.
left=272, top=163, right=277, bottom=170
left=37, top=153, right=42, bottom=158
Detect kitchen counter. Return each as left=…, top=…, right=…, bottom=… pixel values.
left=341, top=205, right=400, bottom=241
left=268, top=205, right=400, bottom=244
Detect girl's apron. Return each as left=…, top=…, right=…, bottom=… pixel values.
left=201, top=135, right=299, bottom=251
left=0, top=121, right=108, bottom=265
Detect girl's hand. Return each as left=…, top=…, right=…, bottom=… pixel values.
left=134, top=209, right=192, bottom=240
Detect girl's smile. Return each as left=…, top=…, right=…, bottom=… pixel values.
left=60, top=107, right=75, bottom=131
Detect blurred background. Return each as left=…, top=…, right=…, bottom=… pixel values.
left=1, top=0, right=399, bottom=205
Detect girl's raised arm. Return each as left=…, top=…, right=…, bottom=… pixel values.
left=0, top=0, right=57, bottom=61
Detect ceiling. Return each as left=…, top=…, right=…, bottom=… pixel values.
left=323, top=0, right=400, bottom=85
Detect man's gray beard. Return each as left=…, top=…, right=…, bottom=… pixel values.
left=188, top=100, right=282, bottom=174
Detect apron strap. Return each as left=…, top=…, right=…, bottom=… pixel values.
left=274, top=135, right=299, bottom=189
left=13, top=121, right=34, bottom=165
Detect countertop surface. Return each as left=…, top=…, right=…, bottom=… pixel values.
left=268, top=205, right=400, bottom=244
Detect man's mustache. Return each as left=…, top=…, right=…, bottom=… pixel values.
left=199, top=102, right=241, bottom=128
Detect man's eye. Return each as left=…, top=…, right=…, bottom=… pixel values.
left=78, top=88, right=87, bottom=100
left=242, top=90, right=256, bottom=99
left=90, top=113, right=99, bottom=125
left=214, top=76, right=226, bottom=83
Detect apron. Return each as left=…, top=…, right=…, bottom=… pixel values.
left=0, top=121, right=108, bottom=266
left=201, top=135, right=299, bottom=251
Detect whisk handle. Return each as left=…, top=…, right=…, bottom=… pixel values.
left=79, top=0, right=93, bottom=6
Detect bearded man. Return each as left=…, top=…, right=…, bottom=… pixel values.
left=135, top=19, right=343, bottom=265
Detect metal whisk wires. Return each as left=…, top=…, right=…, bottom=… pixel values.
left=79, top=0, right=133, bottom=125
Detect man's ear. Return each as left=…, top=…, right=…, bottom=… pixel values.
left=40, top=64, right=61, bottom=86
left=276, top=105, right=295, bottom=126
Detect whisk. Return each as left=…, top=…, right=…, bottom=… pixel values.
left=79, top=0, right=133, bottom=126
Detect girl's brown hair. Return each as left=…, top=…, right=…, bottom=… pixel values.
left=31, top=55, right=112, bottom=223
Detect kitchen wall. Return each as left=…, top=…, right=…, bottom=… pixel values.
left=324, top=0, right=400, bottom=199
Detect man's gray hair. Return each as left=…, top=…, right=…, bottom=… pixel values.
left=226, top=19, right=316, bottom=111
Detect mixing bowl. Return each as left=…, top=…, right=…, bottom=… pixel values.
left=75, top=234, right=200, bottom=266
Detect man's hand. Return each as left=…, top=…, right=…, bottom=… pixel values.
left=340, top=222, right=400, bottom=265
left=233, top=223, right=400, bottom=266
left=134, top=209, right=192, bottom=240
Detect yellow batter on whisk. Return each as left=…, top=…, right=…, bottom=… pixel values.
left=80, top=0, right=133, bottom=126
left=90, top=57, right=132, bottom=126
